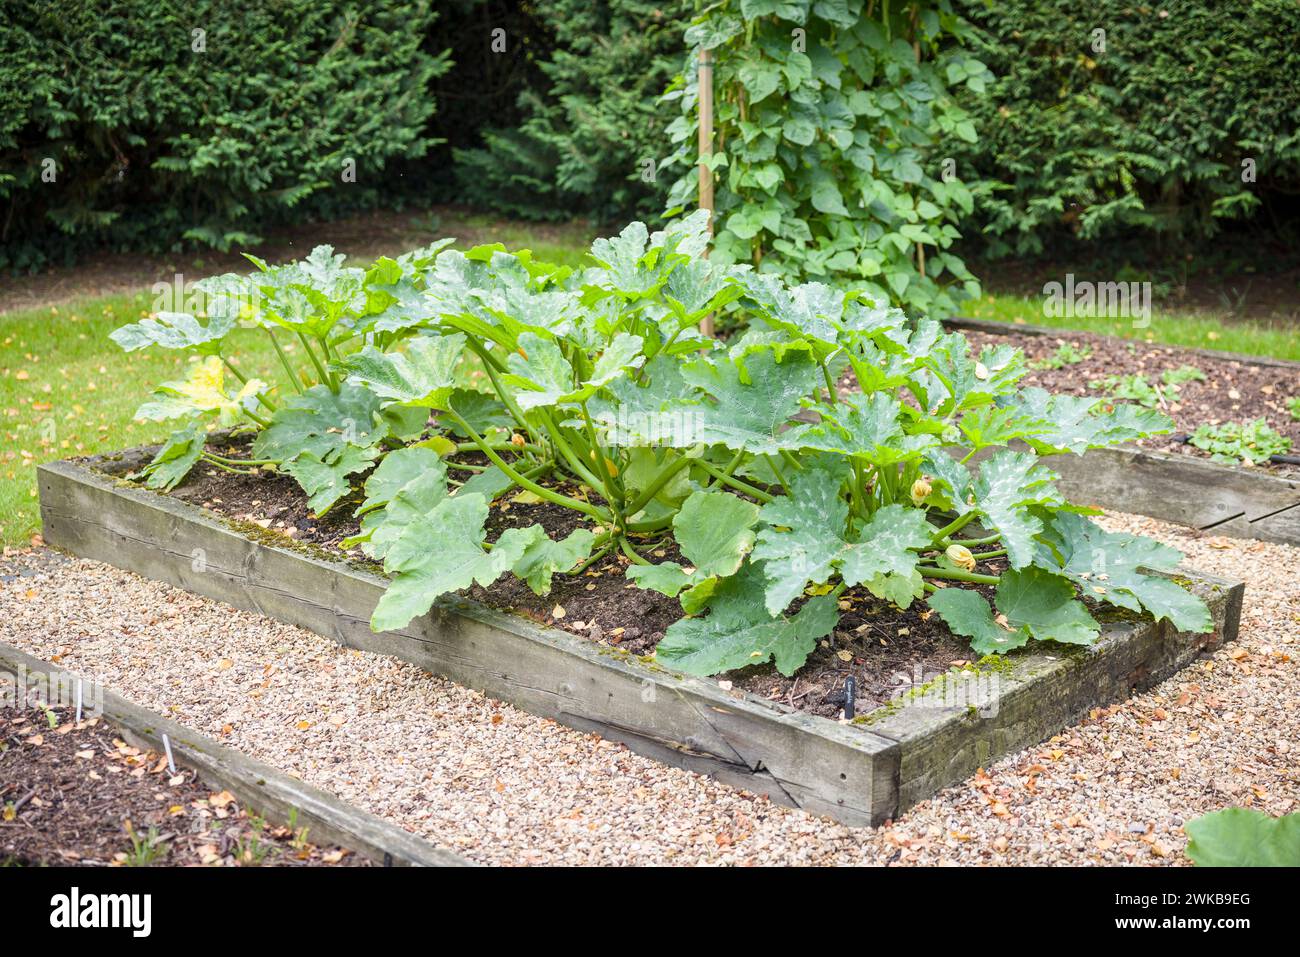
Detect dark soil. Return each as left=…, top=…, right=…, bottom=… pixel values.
left=953, top=326, right=1300, bottom=477
left=0, top=704, right=369, bottom=867
left=166, top=456, right=976, bottom=720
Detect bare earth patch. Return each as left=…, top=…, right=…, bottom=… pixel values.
left=1, top=511, right=1294, bottom=866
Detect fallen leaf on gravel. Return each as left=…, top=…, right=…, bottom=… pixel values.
left=74, top=749, right=94, bottom=759
left=551, top=604, right=566, bottom=619
left=296, top=720, right=311, bottom=730
left=209, top=790, right=235, bottom=808
left=168, top=774, right=185, bottom=786
left=168, top=805, right=184, bottom=816
left=322, top=850, right=346, bottom=863
left=219, top=658, right=233, bottom=670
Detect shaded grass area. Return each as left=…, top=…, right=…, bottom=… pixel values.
left=966, top=293, right=1300, bottom=363
left=0, top=294, right=290, bottom=546
left=0, top=221, right=598, bottom=547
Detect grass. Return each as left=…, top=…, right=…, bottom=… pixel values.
left=0, top=228, right=596, bottom=548
left=966, top=293, right=1300, bottom=362
left=0, top=293, right=290, bottom=547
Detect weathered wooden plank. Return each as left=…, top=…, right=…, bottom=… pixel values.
left=37, top=455, right=1243, bottom=827
left=38, top=459, right=900, bottom=826
left=1049, top=445, right=1300, bottom=545
left=0, top=641, right=468, bottom=867
left=858, top=570, right=1241, bottom=810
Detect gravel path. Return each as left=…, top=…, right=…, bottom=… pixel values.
left=2, top=511, right=1296, bottom=866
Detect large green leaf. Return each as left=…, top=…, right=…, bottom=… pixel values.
left=1185, top=809, right=1300, bottom=867
left=110, top=312, right=235, bottom=355
left=504, top=331, right=644, bottom=411
left=371, top=494, right=531, bottom=632
left=970, top=449, right=1062, bottom=568
left=753, top=470, right=932, bottom=613
left=339, top=333, right=467, bottom=409
left=641, top=347, right=822, bottom=454
left=928, top=566, right=1099, bottom=655
left=511, top=527, right=598, bottom=596
left=137, top=422, right=207, bottom=491
left=795, top=393, right=938, bottom=466
left=281, top=445, right=378, bottom=515
left=627, top=490, right=760, bottom=601
left=1035, top=512, right=1212, bottom=633
left=1005, top=388, right=1173, bottom=455
left=251, top=384, right=387, bottom=463
left=655, top=565, right=839, bottom=677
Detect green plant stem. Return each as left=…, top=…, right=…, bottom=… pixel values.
left=199, top=455, right=263, bottom=476
left=764, top=453, right=792, bottom=495
left=618, top=535, right=650, bottom=565
left=930, top=510, right=977, bottom=547
left=974, top=548, right=1007, bottom=561
left=624, top=454, right=695, bottom=518
left=918, top=566, right=1000, bottom=585
left=204, top=453, right=278, bottom=467
left=265, top=329, right=303, bottom=394
left=536, top=408, right=610, bottom=498
left=218, top=356, right=278, bottom=413
left=446, top=407, right=610, bottom=522
left=296, top=332, right=331, bottom=389
left=463, top=337, right=539, bottom=442
left=820, top=360, right=839, bottom=405
left=569, top=540, right=615, bottom=576
left=695, top=459, right=776, bottom=504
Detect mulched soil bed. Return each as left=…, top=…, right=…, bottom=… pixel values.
left=944, top=325, right=1300, bottom=477
left=0, top=703, right=369, bottom=867
left=167, top=457, right=978, bottom=720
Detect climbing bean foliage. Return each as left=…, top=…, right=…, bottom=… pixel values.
left=112, top=214, right=1211, bottom=678
left=663, top=0, right=990, bottom=318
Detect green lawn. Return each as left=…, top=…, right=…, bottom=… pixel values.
left=0, top=227, right=596, bottom=548
left=0, top=293, right=292, bottom=547
left=966, top=293, right=1300, bottom=363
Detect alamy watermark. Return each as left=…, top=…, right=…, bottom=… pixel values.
left=1042, top=273, right=1151, bottom=328
left=1, top=664, right=104, bottom=719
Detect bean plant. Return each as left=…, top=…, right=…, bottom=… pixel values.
left=112, top=214, right=1212, bottom=678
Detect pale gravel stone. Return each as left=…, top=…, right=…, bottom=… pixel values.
left=2, top=509, right=1295, bottom=866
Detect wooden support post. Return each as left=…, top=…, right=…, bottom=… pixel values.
left=697, top=47, right=715, bottom=338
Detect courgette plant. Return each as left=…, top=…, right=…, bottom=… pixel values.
left=112, top=213, right=1212, bottom=678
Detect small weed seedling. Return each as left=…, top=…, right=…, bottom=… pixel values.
left=123, top=821, right=169, bottom=867
left=1189, top=419, right=1292, bottom=465
left=1029, top=341, right=1091, bottom=371
left=1161, top=364, right=1206, bottom=387
left=1287, top=396, right=1300, bottom=421
left=1091, top=373, right=1169, bottom=408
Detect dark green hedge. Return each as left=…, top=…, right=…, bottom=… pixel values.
left=0, top=0, right=448, bottom=269
left=952, top=0, right=1300, bottom=259
left=451, top=0, right=691, bottom=222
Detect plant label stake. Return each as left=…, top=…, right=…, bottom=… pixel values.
left=843, top=675, right=856, bottom=720
left=75, top=679, right=83, bottom=725
left=162, top=733, right=177, bottom=776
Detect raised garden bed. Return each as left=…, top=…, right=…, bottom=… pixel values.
left=0, top=639, right=466, bottom=867
left=38, top=448, right=1244, bottom=827
left=940, top=316, right=1300, bottom=546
